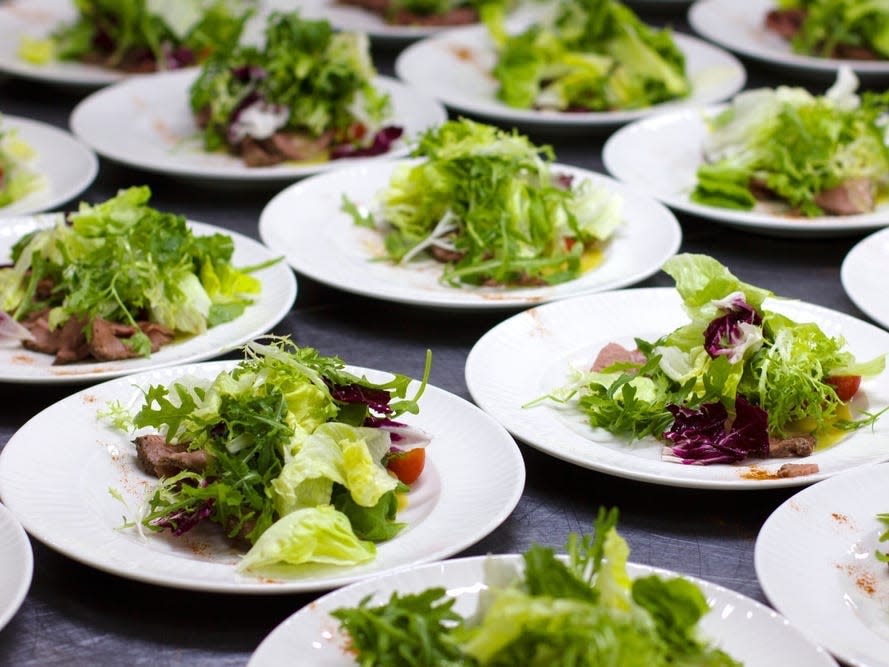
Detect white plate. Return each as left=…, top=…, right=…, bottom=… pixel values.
left=0, top=215, right=296, bottom=383
left=258, top=160, right=681, bottom=309
left=0, top=114, right=98, bottom=217
left=394, top=27, right=745, bottom=129
left=842, top=227, right=889, bottom=331
left=755, top=463, right=889, bottom=666
left=465, top=287, right=889, bottom=489
left=603, top=107, right=889, bottom=237
left=69, top=70, right=447, bottom=182
left=248, top=554, right=837, bottom=666
left=689, top=0, right=889, bottom=81
left=0, top=503, right=32, bottom=632
left=0, top=361, right=524, bottom=593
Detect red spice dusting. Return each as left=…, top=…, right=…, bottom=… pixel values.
left=82, top=394, right=97, bottom=404
left=450, top=45, right=475, bottom=62
left=831, top=512, right=849, bottom=524
left=11, top=354, right=34, bottom=365
left=740, top=466, right=775, bottom=480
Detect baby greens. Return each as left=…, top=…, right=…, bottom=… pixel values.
left=771, top=0, right=889, bottom=59
left=0, top=118, right=42, bottom=208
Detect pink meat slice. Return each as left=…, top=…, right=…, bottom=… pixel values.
left=590, top=342, right=646, bottom=372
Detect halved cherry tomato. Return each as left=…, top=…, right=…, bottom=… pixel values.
left=826, top=375, right=861, bottom=402
left=386, top=448, right=425, bottom=485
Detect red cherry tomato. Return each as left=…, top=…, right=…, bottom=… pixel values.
left=827, top=375, right=861, bottom=402
left=386, top=448, right=426, bottom=485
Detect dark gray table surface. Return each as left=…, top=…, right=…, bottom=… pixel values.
left=0, top=7, right=885, bottom=666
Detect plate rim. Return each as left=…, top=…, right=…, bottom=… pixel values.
left=0, top=502, right=33, bottom=632
left=841, top=227, right=889, bottom=331
left=0, top=360, right=526, bottom=593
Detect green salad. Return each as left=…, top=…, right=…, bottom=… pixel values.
left=878, top=512, right=889, bottom=563
left=339, top=0, right=495, bottom=26
left=535, top=254, right=885, bottom=467
left=107, top=338, right=431, bottom=573
left=0, top=186, right=269, bottom=363
left=0, top=118, right=42, bottom=208
left=692, top=70, right=889, bottom=217
left=190, top=11, right=399, bottom=167
left=766, top=0, right=889, bottom=60
left=333, top=508, right=741, bottom=666
left=482, top=0, right=690, bottom=111
left=19, top=0, right=253, bottom=72
left=342, top=118, right=622, bottom=287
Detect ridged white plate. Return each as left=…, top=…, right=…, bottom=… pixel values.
left=603, top=107, right=889, bottom=237
left=756, top=464, right=889, bottom=666
left=70, top=70, right=446, bottom=181
left=842, top=227, right=889, bottom=331
left=690, top=0, right=889, bottom=81
left=0, top=115, right=98, bottom=217
left=0, top=503, right=32, bottom=631
left=0, top=362, right=525, bottom=593
left=466, top=287, right=889, bottom=489
left=0, top=216, right=296, bottom=383
left=395, top=27, right=745, bottom=129
left=258, top=160, right=681, bottom=309
left=249, top=555, right=837, bottom=666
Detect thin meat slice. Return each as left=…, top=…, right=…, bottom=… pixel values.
left=391, top=6, right=477, bottom=25
left=240, top=137, right=279, bottom=167
left=134, top=435, right=208, bottom=478
left=268, top=131, right=332, bottom=162
left=591, top=342, right=646, bottom=372
left=768, top=434, right=815, bottom=458
left=89, top=318, right=173, bottom=361
left=764, top=8, right=806, bottom=39
left=139, top=321, right=175, bottom=350
left=814, top=178, right=875, bottom=216
left=22, top=309, right=59, bottom=356
left=53, top=315, right=90, bottom=364
left=776, top=462, right=819, bottom=478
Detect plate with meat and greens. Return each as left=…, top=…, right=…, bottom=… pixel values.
left=603, top=71, right=889, bottom=237
left=0, top=187, right=296, bottom=383
left=466, top=254, right=889, bottom=489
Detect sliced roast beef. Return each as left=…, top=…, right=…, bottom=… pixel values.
left=22, top=310, right=60, bottom=356
left=429, top=245, right=464, bottom=263
left=768, top=434, right=815, bottom=458
left=833, top=44, right=880, bottom=60
left=53, top=315, right=90, bottom=364
left=268, top=130, right=332, bottom=162
left=591, top=342, right=646, bottom=372
left=776, top=462, right=819, bottom=478
left=764, top=8, right=806, bottom=39
left=814, top=178, right=875, bottom=216
left=391, top=6, right=477, bottom=25
left=139, top=321, right=175, bottom=350
left=240, top=137, right=279, bottom=167
left=134, top=435, right=207, bottom=478
left=89, top=318, right=173, bottom=361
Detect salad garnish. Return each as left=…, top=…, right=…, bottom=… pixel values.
left=532, top=254, right=885, bottom=470
left=332, top=507, right=741, bottom=666
left=189, top=11, right=400, bottom=167
left=338, top=0, right=495, bottom=26
left=878, top=512, right=889, bottom=564
left=18, top=0, right=253, bottom=73
left=765, top=0, right=889, bottom=60
left=691, top=68, right=889, bottom=217
left=0, top=186, right=270, bottom=363
left=341, top=118, right=623, bottom=287
left=0, top=117, right=43, bottom=208
left=481, top=0, right=690, bottom=111
left=108, top=337, right=432, bottom=573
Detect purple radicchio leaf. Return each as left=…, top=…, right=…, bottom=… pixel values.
left=553, top=172, right=574, bottom=190
left=162, top=42, right=196, bottom=69
left=329, top=382, right=393, bottom=415
left=330, top=126, right=403, bottom=160
left=704, top=293, right=763, bottom=363
left=664, top=396, right=769, bottom=465
left=149, top=498, right=215, bottom=537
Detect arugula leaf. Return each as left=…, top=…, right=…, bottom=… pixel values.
left=877, top=512, right=889, bottom=564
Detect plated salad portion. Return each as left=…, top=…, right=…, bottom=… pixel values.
left=692, top=70, right=889, bottom=217
left=0, top=117, right=42, bottom=208
left=538, top=254, right=885, bottom=474
left=482, top=0, right=690, bottom=111
left=109, top=337, right=431, bottom=574
left=338, top=0, right=491, bottom=26
left=190, top=11, right=400, bottom=167
left=0, top=186, right=269, bottom=364
left=766, top=0, right=889, bottom=60
left=342, top=119, right=622, bottom=287
left=18, top=0, right=253, bottom=73
left=333, top=508, right=741, bottom=666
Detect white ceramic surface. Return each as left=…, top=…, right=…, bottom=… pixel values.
left=756, top=463, right=889, bottom=666
left=603, top=107, right=889, bottom=237
left=0, top=114, right=98, bottom=217
left=394, top=27, right=745, bottom=129
left=689, top=0, right=889, bottom=80
left=69, top=70, right=446, bottom=181
left=0, top=216, right=297, bottom=383
left=0, top=503, right=32, bottom=632
left=465, top=287, right=889, bottom=489
left=258, top=160, right=681, bottom=309
left=0, top=362, right=525, bottom=592
left=842, top=227, right=889, bottom=331
left=249, top=555, right=837, bottom=666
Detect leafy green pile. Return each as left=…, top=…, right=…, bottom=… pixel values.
left=772, top=0, right=889, bottom=59
left=189, top=11, right=390, bottom=154
left=20, top=0, right=252, bottom=70
left=343, top=118, right=622, bottom=287
left=114, top=338, right=431, bottom=571
left=535, top=254, right=885, bottom=463
left=691, top=71, right=889, bottom=216
left=878, top=512, right=889, bottom=564
left=333, top=508, right=740, bottom=666
left=482, top=0, right=690, bottom=111
left=0, top=118, right=42, bottom=208
left=0, top=186, right=266, bottom=357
